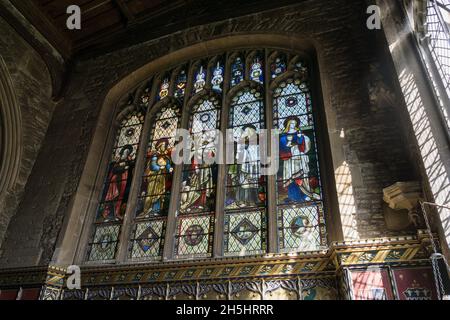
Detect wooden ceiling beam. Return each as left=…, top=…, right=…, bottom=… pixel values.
left=113, top=0, right=135, bottom=26
left=7, top=0, right=72, bottom=59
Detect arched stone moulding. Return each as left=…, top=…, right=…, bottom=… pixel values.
left=52, top=34, right=345, bottom=266
left=0, top=55, right=22, bottom=197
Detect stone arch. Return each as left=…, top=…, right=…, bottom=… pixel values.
left=53, top=34, right=344, bottom=266
left=0, top=54, right=22, bottom=197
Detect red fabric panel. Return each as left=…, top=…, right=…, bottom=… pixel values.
left=0, top=289, right=18, bottom=300
left=20, top=288, right=41, bottom=300
left=392, top=267, right=438, bottom=300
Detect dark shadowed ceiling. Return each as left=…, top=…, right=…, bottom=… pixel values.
left=0, top=0, right=303, bottom=98
left=10, top=0, right=303, bottom=59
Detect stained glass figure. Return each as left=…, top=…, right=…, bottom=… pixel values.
left=224, top=88, right=267, bottom=256
left=158, top=78, right=170, bottom=100
left=274, top=78, right=325, bottom=252
left=250, top=56, right=264, bottom=84
left=88, top=110, right=145, bottom=261
left=136, top=105, right=181, bottom=219
left=224, top=211, right=266, bottom=256
left=87, top=49, right=327, bottom=263
left=97, top=112, right=144, bottom=223
left=226, top=89, right=266, bottom=210
left=211, top=61, right=224, bottom=93
left=180, top=97, right=220, bottom=215
left=175, top=69, right=187, bottom=98
left=193, top=66, right=207, bottom=93
left=175, top=215, right=214, bottom=258
left=231, top=56, right=244, bottom=87
left=271, top=55, right=287, bottom=79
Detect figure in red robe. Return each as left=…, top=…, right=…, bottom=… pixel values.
left=101, top=144, right=134, bottom=221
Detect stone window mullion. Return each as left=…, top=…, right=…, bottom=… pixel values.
left=213, top=52, right=231, bottom=257
left=264, top=48, right=278, bottom=253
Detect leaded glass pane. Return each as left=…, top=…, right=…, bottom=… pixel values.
left=224, top=211, right=266, bottom=256
left=175, top=215, right=214, bottom=258
left=131, top=220, right=166, bottom=260
left=88, top=225, right=121, bottom=261
left=278, top=204, right=326, bottom=252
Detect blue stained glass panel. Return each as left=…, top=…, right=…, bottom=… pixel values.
left=231, top=57, right=244, bottom=87
left=271, top=55, right=287, bottom=79
left=175, top=69, right=187, bottom=98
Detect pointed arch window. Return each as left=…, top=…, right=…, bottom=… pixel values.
left=83, top=48, right=329, bottom=264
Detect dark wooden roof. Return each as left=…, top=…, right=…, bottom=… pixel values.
left=10, top=0, right=302, bottom=59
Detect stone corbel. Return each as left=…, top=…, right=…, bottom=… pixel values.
left=383, top=181, right=424, bottom=229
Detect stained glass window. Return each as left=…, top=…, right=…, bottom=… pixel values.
left=211, top=61, right=224, bottom=93
left=176, top=96, right=220, bottom=258
left=174, top=69, right=187, bottom=99
left=231, top=56, right=244, bottom=87
left=193, top=65, right=207, bottom=94
left=224, top=88, right=267, bottom=256
left=88, top=110, right=145, bottom=261
left=271, top=54, right=287, bottom=79
left=249, top=54, right=264, bottom=84
left=131, top=103, right=181, bottom=260
left=423, top=0, right=450, bottom=128
left=86, top=49, right=327, bottom=264
left=273, top=77, right=326, bottom=252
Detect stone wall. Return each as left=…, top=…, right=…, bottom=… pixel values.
left=0, top=16, right=55, bottom=251
left=0, top=0, right=420, bottom=267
